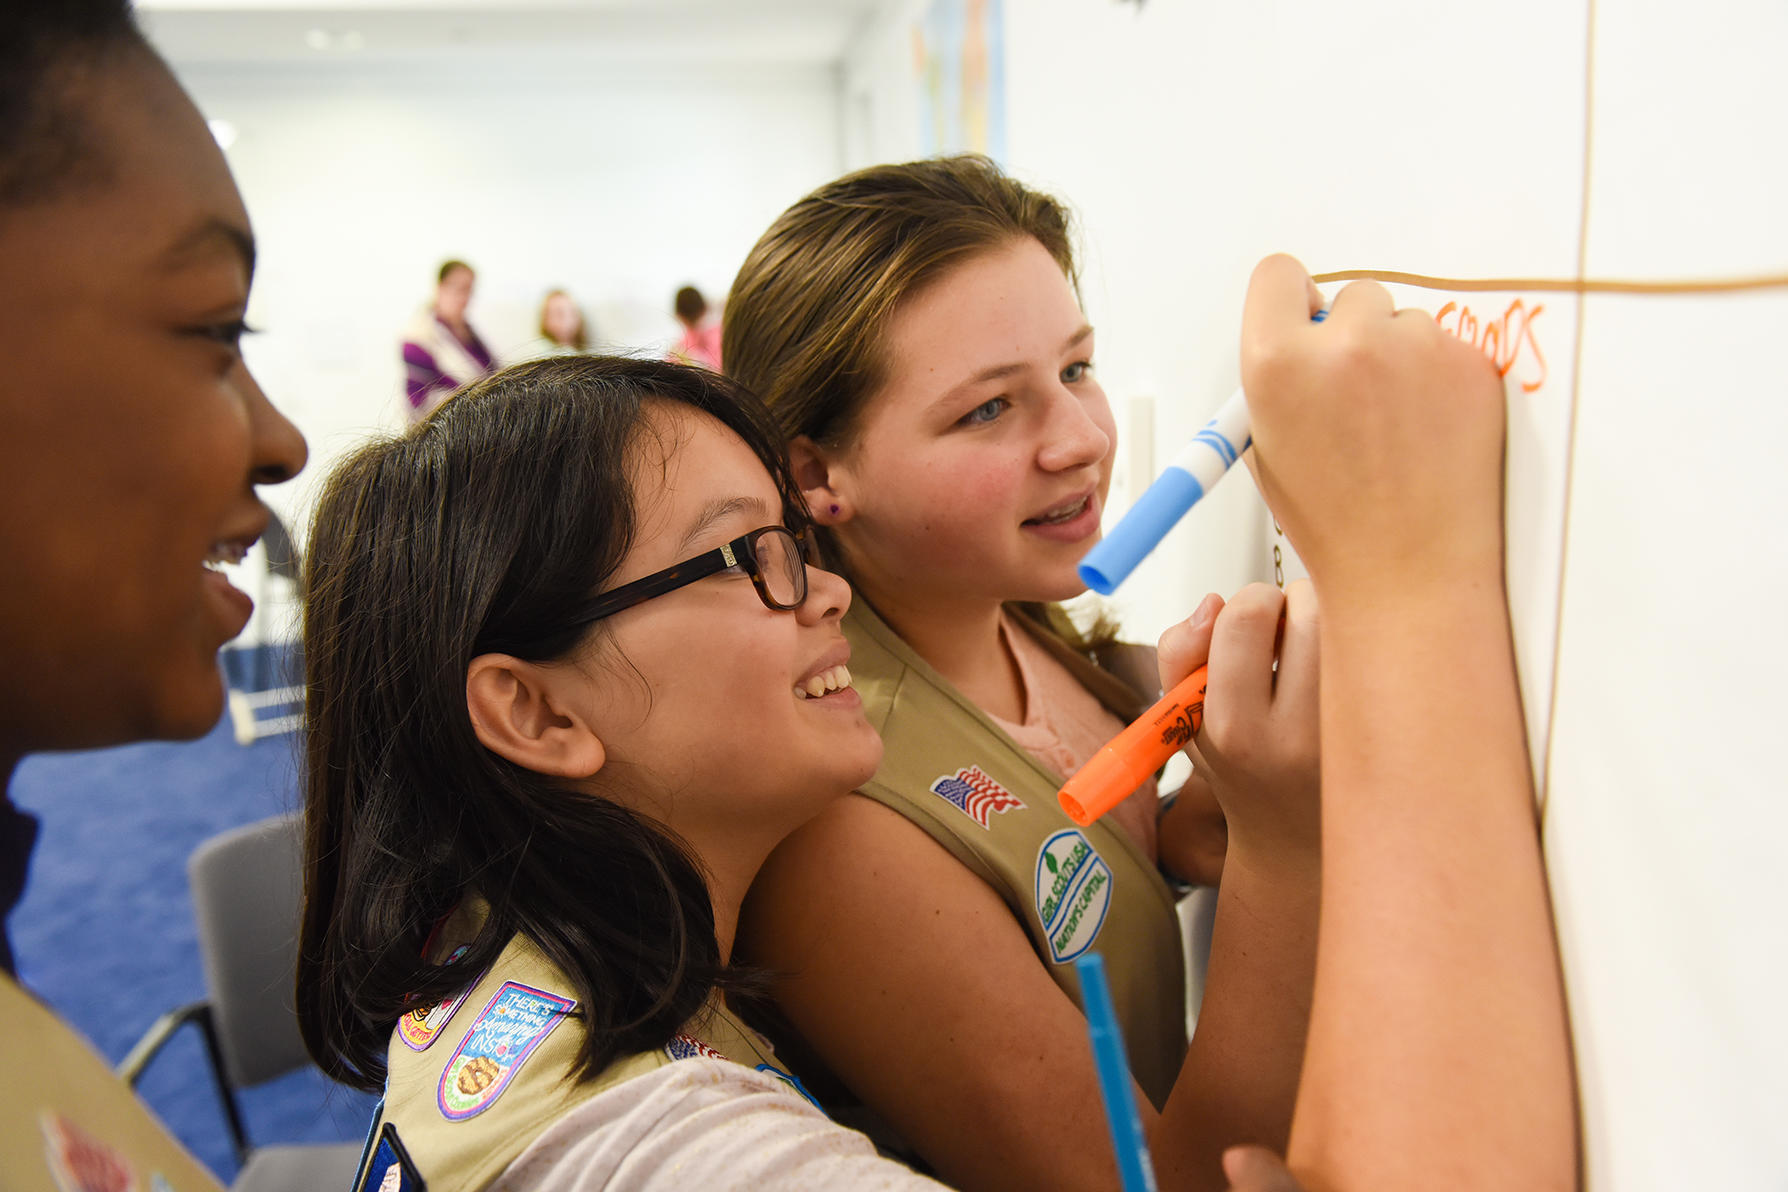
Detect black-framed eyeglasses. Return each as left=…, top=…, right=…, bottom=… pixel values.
left=565, top=525, right=809, bottom=628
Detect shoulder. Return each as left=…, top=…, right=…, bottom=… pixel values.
left=492, top=1058, right=940, bottom=1191
left=750, top=794, right=990, bottom=921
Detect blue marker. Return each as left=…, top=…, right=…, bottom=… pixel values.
left=1079, top=309, right=1326, bottom=595
left=1075, top=953, right=1159, bottom=1192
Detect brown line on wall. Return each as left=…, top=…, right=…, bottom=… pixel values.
left=1310, top=268, right=1788, bottom=295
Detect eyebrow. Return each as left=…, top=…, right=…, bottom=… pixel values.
left=157, top=217, right=257, bottom=281
left=676, top=494, right=771, bottom=555
left=931, top=323, right=1095, bottom=409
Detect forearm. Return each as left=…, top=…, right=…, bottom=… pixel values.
left=1157, top=842, right=1319, bottom=1191
left=1287, top=581, right=1575, bottom=1191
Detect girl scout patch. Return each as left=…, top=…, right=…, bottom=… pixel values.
left=354, top=1123, right=427, bottom=1192
left=437, top=981, right=576, bottom=1120
left=929, top=765, right=1025, bottom=829
left=40, top=1112, right=134, bottom=1192
left=664, top=1034, right=724, bottom=1061
left=399, top=946, right=473, bottom=1052
left=1035, top=829, right=1114, bottom=963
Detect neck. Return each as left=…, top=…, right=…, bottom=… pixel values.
left=858, top=581, right=1025, bottom=723
left=676, top=827, right=781, bottom=966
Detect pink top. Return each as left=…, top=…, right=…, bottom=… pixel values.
left=669, top=323, right=723, bottom=371
left=988, top=612, right=1159, bottom=855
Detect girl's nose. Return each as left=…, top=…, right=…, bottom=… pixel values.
left=1037, top=390, right=1112, bottom=474
left=797, top=561, right=852, bottom=624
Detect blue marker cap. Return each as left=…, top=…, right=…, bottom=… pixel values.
left=1079, top=467, right=1204, bottom=595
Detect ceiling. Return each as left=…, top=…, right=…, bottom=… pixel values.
left=136, top=0, right=893, bottom=68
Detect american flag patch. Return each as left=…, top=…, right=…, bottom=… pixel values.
left=665, top=1034, right=725, bottom=1062
left=929, top=766, right=1026, bottom=829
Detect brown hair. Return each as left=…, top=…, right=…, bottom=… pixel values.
left=674, top=285, right=707, bottom=324
left=538, top=287, right=588, bottom=350
left=723, top=154, right=1076, bottom=451
left=723, top=154, right=1110, bottom=650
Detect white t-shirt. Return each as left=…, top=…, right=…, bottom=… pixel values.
left=490, top=1057, right=945, bottom=1191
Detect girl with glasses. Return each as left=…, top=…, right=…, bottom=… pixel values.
left=722, top=156, right=1322, bottom=1190
left=296, top=355, right=949, bottom=1190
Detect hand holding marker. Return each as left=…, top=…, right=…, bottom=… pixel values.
left=1077, top=307, right=1328, bottom=596
left=1059, top=309, right=1325, bottom=828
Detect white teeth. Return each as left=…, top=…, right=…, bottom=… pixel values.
left=796, top=664, right=853, bottom=700
left=203, top=541, right=249, bottom=569
left=1032, top=496, right=1088, bottom=525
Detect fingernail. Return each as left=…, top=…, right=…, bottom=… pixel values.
left=1190, top=593, right=1221, bottom=630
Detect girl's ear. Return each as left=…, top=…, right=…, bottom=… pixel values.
left=788, top=434, right=853, bottom=525
left=465, top=654, right=606, bottom=778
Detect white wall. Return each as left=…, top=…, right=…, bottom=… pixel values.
left=841, top=0, right=1286, bottom=646
left=845, top=3, right=1788, bottom=1188
left=167, top=57, right=846, bottom=540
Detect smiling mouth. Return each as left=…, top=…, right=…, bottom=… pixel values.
left=795, top=664, right=853, bottom=699
left=202, top=540, right=252, bottom=571
left=1024, top=495, right=1090, bottom=527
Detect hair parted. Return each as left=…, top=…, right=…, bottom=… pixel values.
left=0, top=0, right=153, bottom=209
left=722, top=154, right=1077, bottom=451
left=297, top=354, right=803, bottom=1092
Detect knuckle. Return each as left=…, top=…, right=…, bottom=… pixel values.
left=1221, top=583, right=1285, bottom=629
left=1284, top=578, right=1320, bottom=625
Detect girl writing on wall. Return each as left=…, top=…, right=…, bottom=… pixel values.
left=724, top=155, right=1321, bottom=1191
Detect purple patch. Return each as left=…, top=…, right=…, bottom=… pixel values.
left=436, top=981, right=576, bottom=1120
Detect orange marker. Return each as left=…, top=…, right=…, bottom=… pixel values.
left=1058, top=666, right=1207, bottom=826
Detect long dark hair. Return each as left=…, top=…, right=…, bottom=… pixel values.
left=297, top=355, right=804, bottom=1092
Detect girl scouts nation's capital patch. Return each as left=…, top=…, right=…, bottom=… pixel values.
left=1035, top=828, right=1114, bottom=963
left=929, top=765, right=1025, bottom=829
left=437, top=981, right=576, bottom=1121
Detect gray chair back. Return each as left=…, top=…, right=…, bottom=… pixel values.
left=187, top=813, right=313, bottom=1088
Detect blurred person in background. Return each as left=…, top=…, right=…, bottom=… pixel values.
left=401, top=257, right=497, bottom=422
left=668, top=283, right=722, bottom=371
left=527, top=287, right=590, bottom=358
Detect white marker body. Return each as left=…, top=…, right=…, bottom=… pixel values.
left=1164, top=386, right=1252, bottom=493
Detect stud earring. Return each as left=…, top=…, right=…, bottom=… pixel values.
left=829, top=504, right=841, bottom=516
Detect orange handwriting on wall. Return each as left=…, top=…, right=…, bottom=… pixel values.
left=1434, top=297, right=1549, bottom=394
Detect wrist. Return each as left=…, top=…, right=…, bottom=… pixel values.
left=1317, top=565, right=1508, bottom=634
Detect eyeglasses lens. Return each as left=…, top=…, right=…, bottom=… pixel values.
left=756, top=529, right=806, bottom=609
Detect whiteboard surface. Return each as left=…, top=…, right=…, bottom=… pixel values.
left=989, top=1, right=1788, bottom=1185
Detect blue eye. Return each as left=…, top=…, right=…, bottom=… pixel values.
left=959, top=397, right=1008, bottom=426
left=1062, top=360, right=1093, bottom=383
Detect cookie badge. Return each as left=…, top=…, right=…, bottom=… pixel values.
left=437, top=981, right=576, bottom=1120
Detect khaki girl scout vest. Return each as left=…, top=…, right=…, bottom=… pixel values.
left=355, top=931, right=813, bottom=1192
left=0, top=974, right=224, bottom=1192
left=820, top=602, right=1188, bottom=1107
